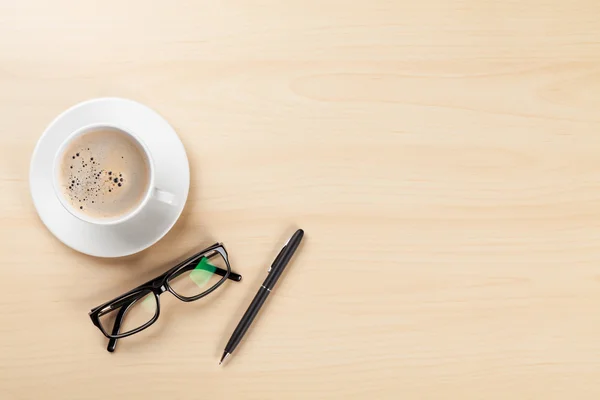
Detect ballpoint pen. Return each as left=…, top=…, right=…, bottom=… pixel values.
left=219, top=229, right=304, bottom=365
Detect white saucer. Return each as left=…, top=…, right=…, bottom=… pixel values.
left=30, top=98, right=190, bottom=257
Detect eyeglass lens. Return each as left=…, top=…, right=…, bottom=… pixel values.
left=167, top=252, right=227, bottom=298
left=98, top=290, right=158, bottom=335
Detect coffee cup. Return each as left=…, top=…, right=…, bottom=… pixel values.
left=52, top=123, right=177, bottom=226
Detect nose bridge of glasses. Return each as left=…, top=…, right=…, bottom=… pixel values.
left=148, top=280, right=168, bottom=294
left=143, top=271, right=168, bottom=293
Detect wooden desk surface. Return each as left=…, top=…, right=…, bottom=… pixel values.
left=2, top=1, right=600, bottom=398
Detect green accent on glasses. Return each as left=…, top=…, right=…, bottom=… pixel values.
left=141, top=293, right=155, bottom=311
left=189, top=257, right=217, bottom=288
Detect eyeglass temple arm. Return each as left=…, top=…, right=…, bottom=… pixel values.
left=217, top=267, right=242, bottom=282
left=200, top=251, right=242, bottom=281
left=107, top=298, right=138, bottom=352
left=169, top=257, right=242, bottom=282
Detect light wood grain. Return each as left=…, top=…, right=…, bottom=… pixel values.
left=1, top=0, right=600, bottom=398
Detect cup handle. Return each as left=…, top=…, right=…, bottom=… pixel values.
left=152, top=188, right=177, bottom=206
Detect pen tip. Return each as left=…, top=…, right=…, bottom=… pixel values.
left=219, top=352, right=230, bottom=366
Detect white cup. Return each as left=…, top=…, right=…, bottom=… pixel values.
left=52, top=123, right=177, bottom=226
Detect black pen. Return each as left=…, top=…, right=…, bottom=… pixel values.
left=219, top=229, right=304, bottom=365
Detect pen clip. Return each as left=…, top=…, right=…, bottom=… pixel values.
left=268, top=236, right=291, bottom=273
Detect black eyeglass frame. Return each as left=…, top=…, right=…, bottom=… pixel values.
left=89, top=243, right=241, bottom=351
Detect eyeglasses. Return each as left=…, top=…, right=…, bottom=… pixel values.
left=89, top=243, right=242, bottom=352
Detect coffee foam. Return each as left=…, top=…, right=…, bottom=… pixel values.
left=57, top=128, right=150, bottom=220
